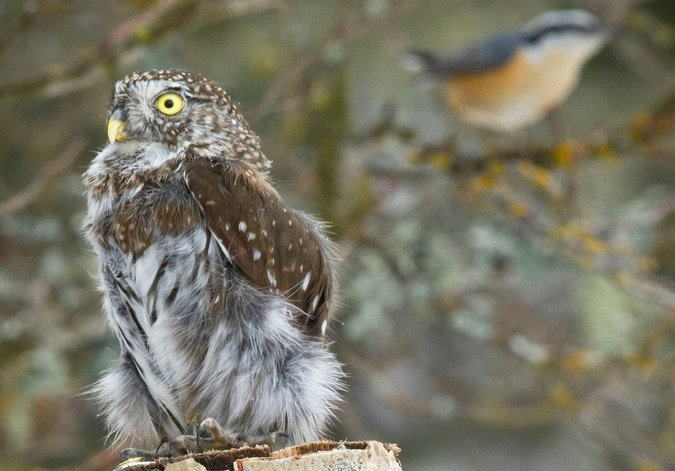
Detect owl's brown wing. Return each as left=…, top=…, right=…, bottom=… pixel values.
left=182, top=153, right=335, bottom=336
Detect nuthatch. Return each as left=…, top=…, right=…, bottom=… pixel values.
left=405, top=10, right=611, bottom=132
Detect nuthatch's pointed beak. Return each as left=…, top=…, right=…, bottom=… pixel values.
left=107, top=108, right=128, bottom=144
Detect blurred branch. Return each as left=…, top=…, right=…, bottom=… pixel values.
left=472, top=171, right=675, bottom=309
left=0, top=0, right=75, bottom=56
left=360, top=95, right=674, bottom=309
left=248, top=0, right=425, bottom=118
left=0, top=0, right=201, bottom=100
left=0, top=138, right=85, bottom=216
left=366, top=91, right=673, bottom=169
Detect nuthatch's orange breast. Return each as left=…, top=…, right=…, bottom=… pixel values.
left=444, top=50, right=530, bottom=108
left=443, top=47, right=586, bottom=131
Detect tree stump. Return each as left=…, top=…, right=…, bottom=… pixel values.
left=121, top=441, right=401, bottom=471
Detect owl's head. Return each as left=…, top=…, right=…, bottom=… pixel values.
left=107, top=69, right=268, bottom=169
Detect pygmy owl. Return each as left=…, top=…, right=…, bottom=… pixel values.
left=84, top=70, right=343, bottom=454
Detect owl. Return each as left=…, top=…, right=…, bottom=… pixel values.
left=83, top=70, right=343, bottom=456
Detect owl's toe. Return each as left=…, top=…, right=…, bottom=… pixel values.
left=197, top=417, right=244, bottom=449
left=165, top=433, right=201, bottom=457
left=197, top=417, right=288, bottom=450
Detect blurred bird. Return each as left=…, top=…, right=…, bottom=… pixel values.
left=405, top=10, right=612, bottom=132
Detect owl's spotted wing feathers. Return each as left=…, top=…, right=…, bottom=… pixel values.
left=183, top=153, right=334, bottom=335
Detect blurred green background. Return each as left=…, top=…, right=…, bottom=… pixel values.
left=0, top=0, right=673, bottom=470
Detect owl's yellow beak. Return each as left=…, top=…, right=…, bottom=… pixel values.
left=107, top=109, right=128, bottom=143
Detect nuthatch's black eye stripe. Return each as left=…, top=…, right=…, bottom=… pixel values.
left=524, top=23, right=601, bottom=43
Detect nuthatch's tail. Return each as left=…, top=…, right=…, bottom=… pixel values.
left=402, top=51, right=446, bottom=76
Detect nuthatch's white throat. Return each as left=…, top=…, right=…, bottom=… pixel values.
left=405, top=10, right=612, bottom=131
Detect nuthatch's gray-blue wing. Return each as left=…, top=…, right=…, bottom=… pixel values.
left=405, top=10, right=612, bottom=131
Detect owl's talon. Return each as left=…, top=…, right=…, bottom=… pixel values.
left=271, top=430, right=292, bottom=446
left=253, top=430, right=292, bottom=448
left=155, top=436, right=169, bottom=455
left=197, top=417, right=242, bottom=449
left=165, top=433, right=201, bottom=457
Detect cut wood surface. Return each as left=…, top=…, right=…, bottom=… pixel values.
left=237, top=441, right=401, bottom=470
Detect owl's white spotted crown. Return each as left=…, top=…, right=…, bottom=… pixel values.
left=118, top=70, right=235, bottom=107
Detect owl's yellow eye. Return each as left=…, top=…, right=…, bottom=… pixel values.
left=155, top=92, right=184, bottom=115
